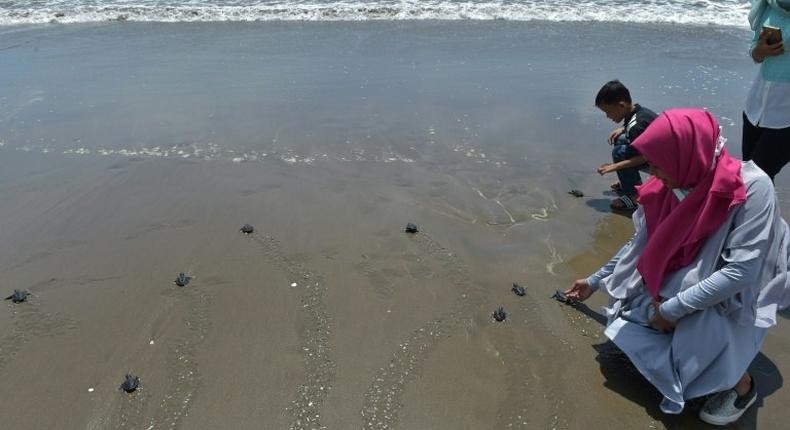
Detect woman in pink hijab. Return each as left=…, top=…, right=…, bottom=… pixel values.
left=565, top=108, right=790, bottom=425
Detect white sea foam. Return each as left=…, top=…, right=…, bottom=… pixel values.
left=0, top=0, right=751, bottom=28
left=1, top=138, right=494, bottom=168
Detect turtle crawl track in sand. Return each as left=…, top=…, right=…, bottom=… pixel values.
left=0, top=283, right=75, bottom=376
left=362, top=227, right=578, bottom=429
left=360, top=230, right=489, bottom=430
left=243, top=230, right=335, bottom=430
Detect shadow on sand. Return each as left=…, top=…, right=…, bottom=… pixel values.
left=585, top=198, right=636, bottom=219
left=570, top=304, right=783, bottom=429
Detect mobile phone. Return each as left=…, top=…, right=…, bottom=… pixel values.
left=763, top=25, right=783, bottom=45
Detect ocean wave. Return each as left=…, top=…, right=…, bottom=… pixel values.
left=0, top=1, right=751, bottom=27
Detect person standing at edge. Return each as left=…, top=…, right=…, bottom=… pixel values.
left=743, top=0, right=790, bottom=180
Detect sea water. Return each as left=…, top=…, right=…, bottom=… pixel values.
left=0, top=0, right=751, bottom=27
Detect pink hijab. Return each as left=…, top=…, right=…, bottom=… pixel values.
left=632, top=109, right=747, bottom=300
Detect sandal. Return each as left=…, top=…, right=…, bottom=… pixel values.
left=611, top=195, right=638, bottom=211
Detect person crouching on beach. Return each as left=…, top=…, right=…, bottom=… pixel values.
left=594, top=80, right=658, bottom=211
left=565, top=109, right=790, bottom=426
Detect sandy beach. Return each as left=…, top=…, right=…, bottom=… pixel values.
left=1, top=20, right=789, bottom=429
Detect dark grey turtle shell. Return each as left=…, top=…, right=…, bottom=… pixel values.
left=120, top=374, right=140, bottom=393
left=493, top=306, right=507, bottom=322
left=568, top=189, right=584, bottom=198
left=240, top=224, right=254, bottom=234
left=174, top=273, right=190, bottom=287
left=512, top=283, right=526, bottom=296
left=405, top=223, right=419, bottom=234
left=551, top=290, right=574, bottom=304
left=4, top=289, right=29, bottom=303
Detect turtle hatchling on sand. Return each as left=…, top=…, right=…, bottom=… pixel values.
left=405, top=223, right=419, bottom=234
left=551, top=290, right=575, bottom=305
left=4, top=289, right=29, bottom=303
left=174, top=272, right=191, bottom=287
left=493, top=306, right=507, bottom=322
left=120, top=374, right=140, bottom=393
left=240, top=224, right=254, bottom=234
left=512, top=283, right=526, bottom=296
left=568, top=189, right=584, bottom=198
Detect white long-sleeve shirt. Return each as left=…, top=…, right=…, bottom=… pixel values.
left=744, top=72, right=790, bottom=129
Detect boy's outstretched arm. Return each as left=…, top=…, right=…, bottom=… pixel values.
left=597, top=155, right=647, bottom=175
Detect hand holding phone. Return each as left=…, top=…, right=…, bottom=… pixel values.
left=763, top=25, right=783, bottom=45
left=753, top=25, right=785, bottom=62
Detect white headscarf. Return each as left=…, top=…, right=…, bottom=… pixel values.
left=749, top=0, right=790, bottom=30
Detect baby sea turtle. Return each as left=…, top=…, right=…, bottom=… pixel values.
left=405, top=223, right=419, bottom=234
left=240, top=224, right=254, bottom=234
left=568, top=189, right=584, bottom=198
left=120, top=374, right=140, bottom=393
left=493, top=306, right=507, bottom=322
left=512, top=283, right=526, bottom=296
left=551, top=290, right=575, bottom=305
left=4, top=289, right=29, bottom=303
left=174, top=273, right=191, bottom=287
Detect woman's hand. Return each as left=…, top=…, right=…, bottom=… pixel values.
left=565, top=279, right=594, bottom=302
left=752, top=30, right=785, bottom=63
left=649, top=301, right=677, bottom=334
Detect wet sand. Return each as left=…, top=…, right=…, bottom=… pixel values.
left=0, top=21, right=788, bottom=429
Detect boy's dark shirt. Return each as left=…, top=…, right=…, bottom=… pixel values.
left=624, top=104, right=658, bottom=144
left=622, top=104, right=658, bottom=159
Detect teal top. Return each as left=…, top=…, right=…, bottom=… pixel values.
left=752, top=7, right=790, bottom=82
